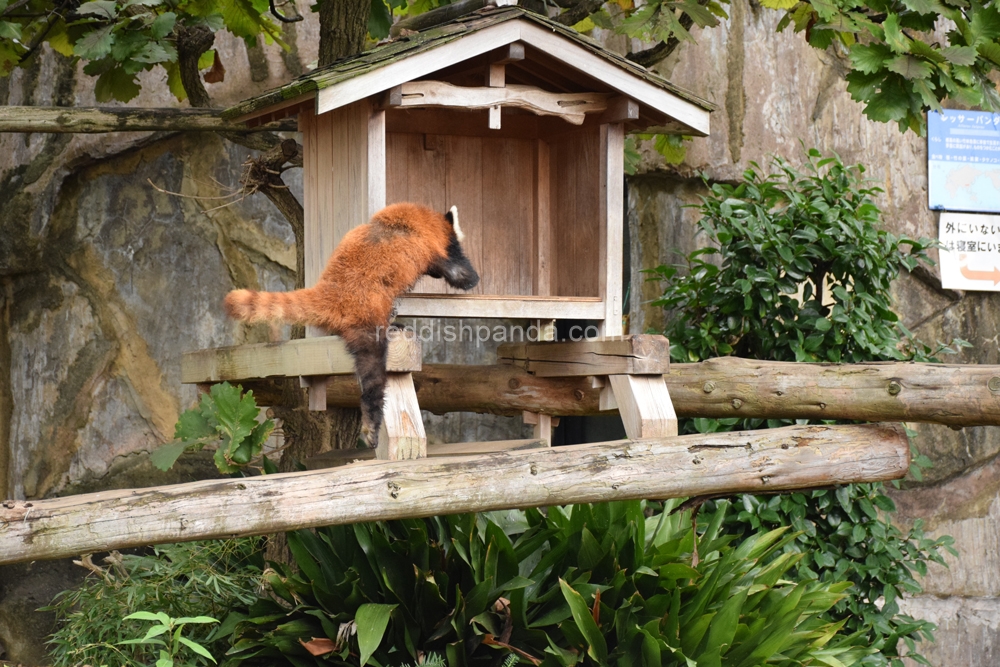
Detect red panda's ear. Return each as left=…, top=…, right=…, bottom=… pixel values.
left=445, top=205, right=465, bottom=242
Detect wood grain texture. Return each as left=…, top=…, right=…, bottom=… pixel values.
left=303, top=439, right=548, bottom=469
left=550, top=127, right=600, bottom=297
left=384, top=81, right=610, bottom=125
left=265, top=359, right=1000, bottom=427
left=599, top=123, right=624, bottom=336
left=0, top=423, right=909, bottom=565
left=181, top=335, right=422, bottom=383
left=377, top=373, right=427, bottom=460
left=497, top=335, right=671, bottom=377
left=610, top=374, right=677, bottom=439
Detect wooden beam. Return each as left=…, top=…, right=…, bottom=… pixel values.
left=395, top=294, right=604, bottom=319
left=0, top=106, right=299, bottom=133
left=599, top=122, right=624, bottom=336
left=238, top=359, right=1000, bottom=427
left=382, top=81, right=610, bottom=125
left=303, top=439, right=548, bottom=469
left=181, top=335, right=421, bottom=384
left=0, top=423, right=910, bottom=565
left=498, top=335, right=670, bottom=377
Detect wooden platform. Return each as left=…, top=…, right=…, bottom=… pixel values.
left=181, top=334, right=422, bottom=383
left=497, top=334, right=671, bottom=377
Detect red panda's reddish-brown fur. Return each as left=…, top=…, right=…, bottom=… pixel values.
left=224, top=202, right=454, bottom=338
left=223, top=202, right=479, bottom=448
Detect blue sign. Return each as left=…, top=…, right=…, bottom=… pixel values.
left=928, top=110, right=1000, bottom=213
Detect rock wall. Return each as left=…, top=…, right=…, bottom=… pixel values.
left=1, top=3, right=999, bottom=664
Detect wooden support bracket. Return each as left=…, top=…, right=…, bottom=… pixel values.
left=523, top=411, right=559, bottom=444
left=377, top=373, right=427, bottom=461
left=299, top=376, right=329, bottom=411
left=610, top=374, right=678, bottom=439
left=487, top=43, right=526, bottom=130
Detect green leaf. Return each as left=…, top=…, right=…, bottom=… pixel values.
left=760, top=0, right=798, bottom=9
left=150, top=12, right=177, bottom=39
left=174, top=407, right=215, bottom=441
left=0, top=21, right=21, bottom=40
left=356, top=603, right=396, bottom=666
left=177, top=636, right=217, bottom=663
left=559, top=578, right=608, bottom=663
left=74, top=25, right=115, bottom=60
left=149, top=441, right=191, bottom=471
left=849, top=43, right=892, bottom=73
left=76, top=0, right=117, bottom=18
left=94, top=65, right=141, bottom=102
left=125, top=611, right=171, bottom=624
left=882, top=14, right=910, bottom=53
left=369, top=0, right=392, bottom=39
left=940, top=45, right=977, bottom=65
left=887, top=55, right=933, bottom=79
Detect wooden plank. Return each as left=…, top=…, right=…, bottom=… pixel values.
left=523, top=411, right=558, bottom=444
left=386, top=108, right=540, bottom=140
left=497, top=335, right=671, bottom=377
left=600, top=122, right=624, bottom=336
left=610, top=374, right=677, bottom=439
left=318, top=22, right=523, bottom=115
left=517, top=22, right=711, bottom=135
left=480, top=136, right=534, bottom=295
left=599, top=97, right=640, bottom=124
left=0, top=423, right=910, bottom=565
left=533, top=139, right=551, bottom=296
left=550, top=128, right=600, bottom=297
left=180, top=335, right=422, bottom=383
left=377, top=373, right=427, bottom=461
left=382, top=81, right=610, bottom=126
left=275, top=359, right=1000, bottom=427
left=300, top=375, right=329, bottom=411
left=447, top=135, right=485, bottom=295
left=368, top=106, right=387, bottom=214
left=395, top=295, right=604, bottom=319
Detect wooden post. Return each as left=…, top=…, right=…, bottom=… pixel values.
left=377, top=373, right=427, bottom=461
left=522, top=411, right=559, bottom=444
left=610, top=375, right=677, bottom=439
left=599, top=122, right=625, bottom=337
left=0, top=423, right=911, bottom=565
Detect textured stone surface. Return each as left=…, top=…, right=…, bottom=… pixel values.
left=899, top=596, right=1000, bottom=667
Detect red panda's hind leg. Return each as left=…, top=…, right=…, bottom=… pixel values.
left=345, top=330, right=389, bottom=450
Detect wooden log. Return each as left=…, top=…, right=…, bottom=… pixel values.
left=498, top=335, right=671, bottom=377
left=0, top=106, right=298, bottom=133
left=383, top=81, right=610, bottom=125
left=239, top=358, right=1000, bottom=427
left=181, top=334, right=421, bottom=384
left=0, top=423, right=908, bottom=565
left=302, top=438, right=547, bottom=469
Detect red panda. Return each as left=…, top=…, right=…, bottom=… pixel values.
left=224, top=202, right=479, bottom=448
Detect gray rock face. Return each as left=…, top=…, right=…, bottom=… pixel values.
left=1, top=6, right=1000, bottom=665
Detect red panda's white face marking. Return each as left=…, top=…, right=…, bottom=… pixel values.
left=449, top=205, right=465, bottom=242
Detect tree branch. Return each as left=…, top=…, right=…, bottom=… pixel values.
left=552, top=0, right=605, bottom=26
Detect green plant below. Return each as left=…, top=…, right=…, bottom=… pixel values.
left=222, top=501, right=875, bottom=666
left=120, top=611, right=220, bottom=667
left=649, top=149, right=960, bottom=666
left=45, top=538, right=262, bottom=667
left=151, top=381, right=274, bottom=474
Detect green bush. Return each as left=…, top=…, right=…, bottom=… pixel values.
left=648, top=149, right=959, bottom=666
left=45, top=539, right=262, bottom=667
left=223, top=501, right=874, bottom=666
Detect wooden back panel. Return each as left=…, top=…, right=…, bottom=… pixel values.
left=549, top=127, right=601, bottom=297
left=386, top=132, right=535, bottom=296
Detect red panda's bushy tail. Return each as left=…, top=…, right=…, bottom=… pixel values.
left=223, top=288, right=324, bottom=327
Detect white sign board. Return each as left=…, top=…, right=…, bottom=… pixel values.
left=939, top=211, right=1000, bottom=291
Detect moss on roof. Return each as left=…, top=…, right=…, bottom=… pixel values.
left=223, top=6, right=713, bottom=120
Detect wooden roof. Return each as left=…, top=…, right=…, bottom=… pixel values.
left=224, top=6, right=713, bottom=136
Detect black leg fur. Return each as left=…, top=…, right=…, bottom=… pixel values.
left=346, top=330, right=389, bottom=449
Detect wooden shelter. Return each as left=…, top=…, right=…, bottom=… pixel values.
left=184, top=4, right=714, bottom=458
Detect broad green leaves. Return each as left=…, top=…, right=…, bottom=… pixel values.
left=150, top=381, right=273, bottom=474
left=226, top=502, right=874, bottom=666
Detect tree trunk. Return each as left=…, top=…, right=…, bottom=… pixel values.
left=318, top=0, right=371, bottom=67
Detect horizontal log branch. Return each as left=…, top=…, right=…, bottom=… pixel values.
left=0, top=423, right=908, bottom=565
left=241, top=358, right=1000, bottom=427
left=0, top=107, right=299, bottom=133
